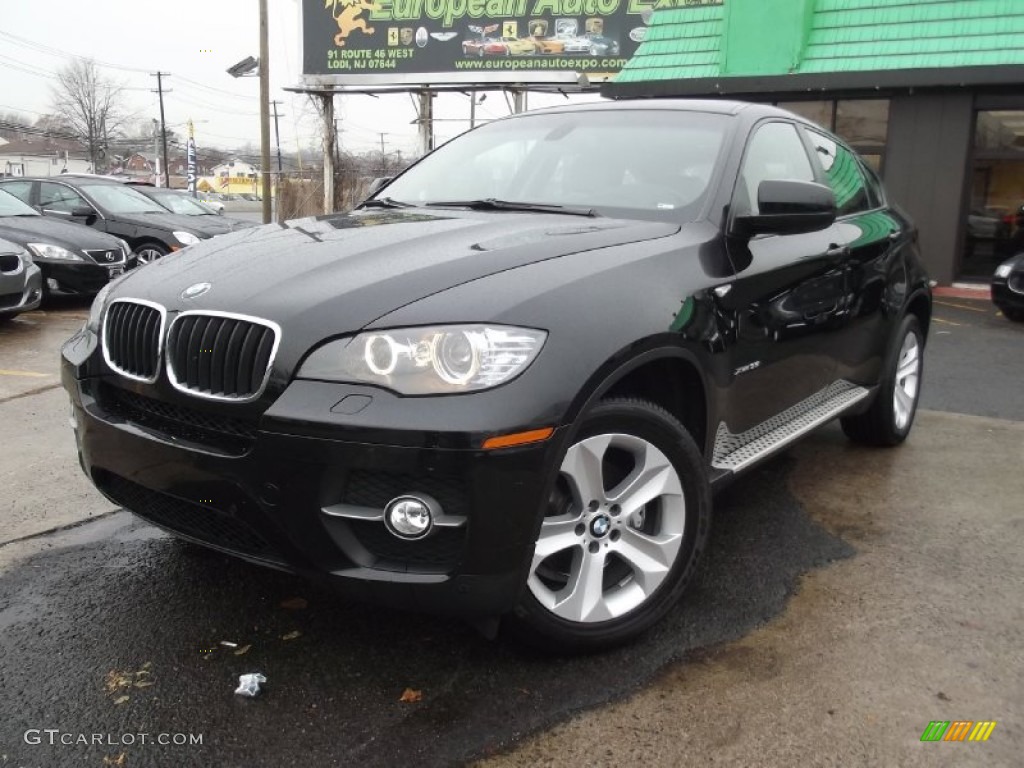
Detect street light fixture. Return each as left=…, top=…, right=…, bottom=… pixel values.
left=226, top=56, right=260, bottom=78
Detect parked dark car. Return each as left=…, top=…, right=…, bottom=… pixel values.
left=62, top=100, right=931, bottom=650
left=0, top=236, right=42, bottom=320
left=127, top=185, right=255, bottom=232
left=0, top=188, right=135, bottom=297
left=992, top=253, right=1024, bottom=321
left=0, top=176, right=230, bottom=265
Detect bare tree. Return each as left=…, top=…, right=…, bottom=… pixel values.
left=50, top=59, right=128, bottom=172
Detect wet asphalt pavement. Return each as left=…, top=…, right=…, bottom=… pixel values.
left=0, top=458, right=851, bottom=767
left=0, top=294, right=1020, bottom=767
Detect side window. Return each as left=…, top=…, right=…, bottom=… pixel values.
left=736, top=122, right=815, bottom=216
left=805, top=130, right=871, bottom=216
left=0, top=181, right=33, bottom=203
left=38, top=182, right=88, bottom=213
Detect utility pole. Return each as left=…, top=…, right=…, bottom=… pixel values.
left=271, top=100, right=284, bottom=174
left=417, top=89, right=434, bottom=157
left=151, top=72, right=171, bottom=187
left=321, top=94, right=334, bottom=215
left=258, top=0, right=272, bottom=223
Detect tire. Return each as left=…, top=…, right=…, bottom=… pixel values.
left=1001, top=306, right=1024, bottom=322
left=0, top=313, right=16, bottom=323
left=509, top=398, right=711, bottom=652
left=841, top=314, right=924, bottom=446
left=135, top=241, right=168, bottom=265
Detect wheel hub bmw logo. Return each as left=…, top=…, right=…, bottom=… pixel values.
left=181, top=282, right=211, bottom=300
left=590, top=514, right=611, bottom=538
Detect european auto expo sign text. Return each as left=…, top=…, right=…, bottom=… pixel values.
left=302, top=0, right=724, bottom=79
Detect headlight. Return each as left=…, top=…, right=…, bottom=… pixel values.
left=995, top=263, right=1013, bottom=279
left=173, top=231, right=201, bottom=246
left=297, top=325, right=547, bottom=394
left=27, top=243, right=84, bottom=262
left=86, top=280, right=116, bottom=332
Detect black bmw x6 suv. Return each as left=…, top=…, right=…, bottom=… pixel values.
left=63, top=100, right=931, bottom=650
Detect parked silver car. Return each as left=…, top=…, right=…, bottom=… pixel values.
left=0, top=237, right=42, bottom=321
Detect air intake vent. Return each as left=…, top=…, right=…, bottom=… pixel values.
left=166, top=311, right=279, bottom=402
left=101, top=299, right=165, bottom=383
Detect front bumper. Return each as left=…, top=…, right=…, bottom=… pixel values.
left=0, top=261, right=42, bottom=315
left=992, top=274, right=1024, bottom=314
left=62, top=335, right=562, bottom=616
left=41, top=256, right=137, bottom=295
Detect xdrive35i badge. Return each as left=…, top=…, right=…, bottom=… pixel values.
left=180, top=282, right=211, bottom=300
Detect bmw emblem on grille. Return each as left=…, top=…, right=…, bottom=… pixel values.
left=181, top=282, right=212, bottom=300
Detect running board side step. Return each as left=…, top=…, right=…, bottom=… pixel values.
left=712, top=381, right=871, bottom=473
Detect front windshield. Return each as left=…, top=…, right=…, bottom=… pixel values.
left=148, top=190, right=212, bottom=216
left=79, top=183, right=166, bottom=214
left=380, top=109, right=730, bottom=220
left=0, top=188, right=39, bottom=216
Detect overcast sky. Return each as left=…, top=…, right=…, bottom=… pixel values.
left=0, top=0, right=603, bottom=160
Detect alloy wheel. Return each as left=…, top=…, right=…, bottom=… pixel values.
left=892, top=331, right=920, bottom=430
left=527, top=433, right=686, bottom=624
left=135, top=247, right=164, bottom=265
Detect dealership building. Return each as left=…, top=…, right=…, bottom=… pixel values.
left=605, top=0, right=1024, bottom=284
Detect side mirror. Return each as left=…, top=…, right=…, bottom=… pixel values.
left=70, top=205, right=96, bottom=220
left=733, top=180, right=836, bottom=237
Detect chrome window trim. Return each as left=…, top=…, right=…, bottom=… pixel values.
left=100, top=298, right=167, bottom=384
left=165, top=310, right=281, bottom=403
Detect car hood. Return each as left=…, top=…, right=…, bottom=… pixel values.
left=0, top=215, right=124, bottom=250
left=178, top=215, right=256, bottom=234
left=110, top=208, right=679, bottom=370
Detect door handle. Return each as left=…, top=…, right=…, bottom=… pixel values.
left=825, top=244, right=850, bottom=261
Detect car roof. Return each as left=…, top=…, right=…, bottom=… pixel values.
left=10, top=174, right=126, bottom=185
left=508, top=98, right=811, bottom=122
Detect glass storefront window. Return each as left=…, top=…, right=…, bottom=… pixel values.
left=777, top=100, right=832, bottom=131
left=961, top=111, right=1024, bottom=279
left=836, top=100, right=889, bottom=150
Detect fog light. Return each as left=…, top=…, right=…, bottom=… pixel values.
left=47, top=278, right=60, bottom=291
left=384, top=494, right=440, bottom=540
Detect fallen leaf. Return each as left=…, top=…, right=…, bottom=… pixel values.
left=399, top=688, right=423, bottom=703
left=937, top=691, right=951, bottom=701
left=102, top=754, right=127, bottom=766
left=280, top=597, right=308, bottom=610
left=220, top=641, right=238, bottom=649
left=113, top=695, right=130, bottom=705
left=234, top=644, right=252, bottom=656
left=134, top=681, right=155, bottom=688
left=281, top=631, right=302, bottom=641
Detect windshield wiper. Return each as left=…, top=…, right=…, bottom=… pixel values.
left=359, top=197, right=413, bottom=209
left=424, top=198, right=596, bottom=217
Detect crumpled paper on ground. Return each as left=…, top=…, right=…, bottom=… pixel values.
left=234, top=673, right=267, bottom=697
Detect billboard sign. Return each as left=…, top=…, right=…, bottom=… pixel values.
left=301, top=0, right=722, bottom=85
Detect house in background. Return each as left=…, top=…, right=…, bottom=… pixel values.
left=202, top=159, right=261, bottom=195
left=607, top=0, right=1024, bottom=283
left=0, top=136, right=91, bottom=177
